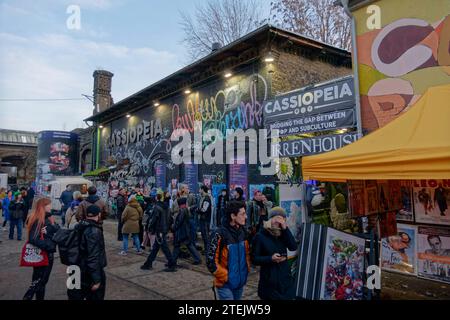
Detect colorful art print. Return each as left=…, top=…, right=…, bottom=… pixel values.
left=348, top=180, right=365, bottom=217
left=279, top=184, right=303, bottom=258
left=417, top=226, right=450, bottom=284
left=320, top=228, right=366, bottom=300
left=377, top=180, right=389, bottom=213
left=381, top=224, right=417, bottom=275
left=365, top=186, right=379, bottom=215
left=388, top=180, right=403, bottom=212
left=397, top=181, right=414, bottom=222
left=379, top=211, right=398, bottom=239
left=413, top=180, right=450, bottom=226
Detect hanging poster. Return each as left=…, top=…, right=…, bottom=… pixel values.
left=381, top=224, right=417, bottom=275
left=184, top=163, right=198, bottom=194
left=364, top=180, right=378, bottom=215
left=348, top=180, right=366, bottom=217
left=417, top=226, right=450, bottom=284
left=229, top=158, right=248, bottom=200
left=397, top=181, right=414, bottom=222
left=320, top=228, right=366, bottom=300
left=154, top=161, right=166, bottom=190
left=279, top=184, right=304, bottom=249
left=388, top=180, right=403, bottom=212
left=379, top=211, right=398, bottom=238
left=377, top=180, right=389, bottom=213
left=413, top=180, right=450, bottom=226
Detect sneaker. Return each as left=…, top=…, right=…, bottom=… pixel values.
left=140, top=265, right=152, bottom=270
left=163, top=267, right=177, bottom=272
left=136, top=250, right=144, bottom=255
left=118, top=251, right=127, bottom=256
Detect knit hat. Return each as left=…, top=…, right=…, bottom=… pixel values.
left=86, top=205, right=101, bottom=217
left=269, top=206, right=287, bottom=219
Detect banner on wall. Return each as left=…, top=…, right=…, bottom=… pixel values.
left=417, top=226, right=450, bottom=284
left=184, top=164, right=198, bottom=194
left=279, top=184, right=304, bottom=258
left=229, top=158, right=248, bottom=199
left=381, top=224, right=417, bottom=275
left=413, top=180, right=450, bottom=226
left=154, top=161, right=166, bottom=190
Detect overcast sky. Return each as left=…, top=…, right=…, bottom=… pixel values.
left=0, top=0, right=272, bottom=132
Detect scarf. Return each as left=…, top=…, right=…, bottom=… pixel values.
left=263, top=219, right=281, bottom=237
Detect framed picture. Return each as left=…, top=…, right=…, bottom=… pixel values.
left=365, top=181, right=379, bottom=215
left=388, top=180, right=403, bottom=211
left=397, top=181, right=414, bottom=222
left=381, top=224, right=417, bottom=275
left=349, top=180, right=366, bottom=217
left=414, top=180, right=450, bottom=226
left=377, top=180, right=389, bottom=213
left=379, top=211, right=398, bottom=238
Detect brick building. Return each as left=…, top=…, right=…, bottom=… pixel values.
left=84, top=25, right=352, bottom=196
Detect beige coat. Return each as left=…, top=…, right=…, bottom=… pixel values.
left=121, top=199, right=143, bottom=234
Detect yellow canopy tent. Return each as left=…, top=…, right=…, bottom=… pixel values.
left=302, top=84, right=450, bottom=181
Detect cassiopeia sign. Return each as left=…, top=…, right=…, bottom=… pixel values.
left=263, top=77, right=354, bottom=124
left=109, top=118, right=162, bottom=148
left=272, top=133, right=358, bottom=158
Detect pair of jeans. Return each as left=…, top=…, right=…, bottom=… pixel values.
left=61, top=207, right=68, bottom=226
left=216, top=286, right=244, bottom=300
left=189, top=218, right=197, bottom=246
left=23, top=257, right=54, bottom=300
left=9, top=218, right=22, bottom=240
left=198, top=219, right=210, bottom=254
left=67, top=270, right=106, bottom=300
left=122, top=233, right=140, bottom=252
left=143, top=233, right=175, bottom=268
left=172, top=242, right=201, bottom=264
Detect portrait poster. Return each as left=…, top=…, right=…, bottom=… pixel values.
left=381, top=224, right=417, bottom=275
left=379, top=211, right=398, bottom=238
left=377, top=180, right=389, bottom=213
left=417, top=226, right=450, bottom=284
left=413, top=180, right=450, bottom=226
left=364, top=180, right=379, bottom=215
left=348, top=180, right=365, bottom=217
left=397, top=181, right=414, bottom=222
left=279, top=184, right=304, bottom=259
left=388, top=180, right=403, bottom=212
left=320, top=228, right=366, bottom=300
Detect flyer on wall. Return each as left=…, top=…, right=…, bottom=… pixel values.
left=320, top=228, right=366, bottom=300
left=397, top=181, right=414, bottom=222
left=279, top=184, right=304, bottom=258
left=417, top=226, right=450, bottom=284
left=381, top=224, right=417, bottom=275
left=413, top=180, right=450, bottom=225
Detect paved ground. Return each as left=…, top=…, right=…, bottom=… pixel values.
left=0, top=218, right=449, bottom=300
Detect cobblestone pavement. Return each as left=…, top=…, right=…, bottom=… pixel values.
left=0, top=218, right=449, bottom=300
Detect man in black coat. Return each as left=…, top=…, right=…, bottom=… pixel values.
left=68, top=205, right=107, bottom=300
left=116, top=188, right=127, bottom=241
left=140, top=192, right=176, bottom=272
left=252, top=206, right=298, bottom=300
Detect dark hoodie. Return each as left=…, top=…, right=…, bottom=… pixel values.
left=76, top=195, right=109, bottom=223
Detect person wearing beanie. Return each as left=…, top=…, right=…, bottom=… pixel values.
left=172, top=197, right=201, bottom=266
left=68, top=203, right=107, bottom=300
left=251, top=206, right=298, bottom=300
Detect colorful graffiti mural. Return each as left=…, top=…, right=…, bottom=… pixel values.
left=354, top=0, right=450, bottom=132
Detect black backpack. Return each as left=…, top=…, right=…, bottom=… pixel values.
left=52, top=226, right=85, bottom=266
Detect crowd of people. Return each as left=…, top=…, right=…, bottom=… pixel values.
left=0, top=182, right=300, bottom=301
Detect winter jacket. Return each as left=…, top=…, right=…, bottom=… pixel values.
left=9, top=199, right=27, bottom=220
left=121, top=199, right=143, bottom=234
left=116, top=194, right=127, bottom=215
left=247, top=200, right=273, bottom=233
left=76, top=195, right=109, bottom=222
left=198, top=194, right=212, bottom=222
left=2, top=197, right=11, bottom=220
left=207, top=224, right=251, bottom=289
left=28, top=212, right=59, bottom=255
left=76, top=219, right=107, bottom=285
left=252, top=228, right=298, bottom=300
left=148, top=201, right=171, bottom=234
left=173, top=207, right=191, bottom=245
left=60, top=190, right=74, bottom=209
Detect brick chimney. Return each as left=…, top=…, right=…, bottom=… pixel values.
left=93, top=70, right=114, bottom=114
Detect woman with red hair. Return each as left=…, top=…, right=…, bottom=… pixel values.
left=23, top=197, right=59, bottom=300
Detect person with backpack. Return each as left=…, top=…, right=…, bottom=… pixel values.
left=76, top=186, right=109, bottom=223
left=172, top=197, right=201, bottom=266
left=198, top=185, right=212, bottom=255
left=140, top=191, right=176, bottom=272
left=67, top=205, right=107, bottom=300
left=119, top=196, right=144, bottom=255
left=207, top=201, right=251, bottom=300
left=252, top=206, right=298, bottom=300
left=23, top=198, right=59, bottom=300
left=9, top=193, right=27, bottom=241
left=65, top=191, right=83, bottom=229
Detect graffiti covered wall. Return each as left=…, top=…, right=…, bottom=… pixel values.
left=354, top=0, right=450, bottom=133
